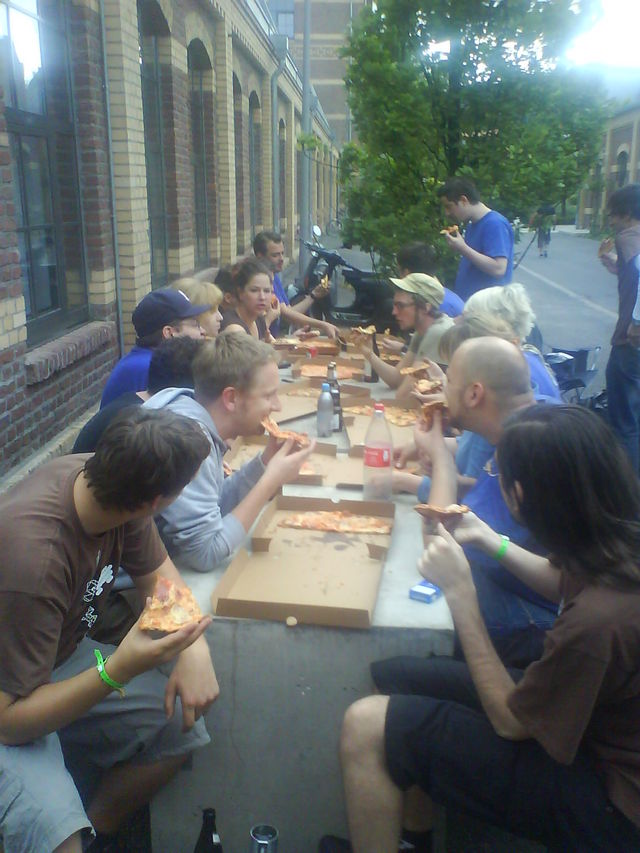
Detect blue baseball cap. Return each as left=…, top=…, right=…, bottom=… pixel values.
left=133, top=288, right=211, bottom=337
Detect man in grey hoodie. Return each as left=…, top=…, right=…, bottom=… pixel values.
left=144, top=332, right=314, bottom=571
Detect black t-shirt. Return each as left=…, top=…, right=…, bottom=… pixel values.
left=73, top=392, right=143, bottom=453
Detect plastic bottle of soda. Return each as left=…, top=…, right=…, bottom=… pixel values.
left=317, top=382, right=334, bottom=437
left=194, top=808, right=223, bottom=852
left=326, top=362, right=343, bottom=432
left=363, top=402, right=392, bottom=501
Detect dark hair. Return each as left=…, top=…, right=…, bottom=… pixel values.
left=230, top=256, right=271, bottom=294
left=136, top=328, right=166, bottom=348
left=608, top=183, right=640, bottom=220
left=147, top=336, right=203, bottom=394
left=84, top=408, right=210, bottom=511
left=396, top=242, right=437, bottom=274
left=214, top=265, right=234, bottom=296
left=253, top=230, right=283, bottom=256
left=437, top=177, right=481, bottom=204
left=498, top=405, right=640, bottom=588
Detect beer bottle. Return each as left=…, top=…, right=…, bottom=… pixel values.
left=194, top=808, right=223, bottom=852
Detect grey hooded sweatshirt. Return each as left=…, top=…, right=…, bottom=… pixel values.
left=144, top=388, right=266, bottom=571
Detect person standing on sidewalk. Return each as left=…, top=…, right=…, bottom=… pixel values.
left=600, top=183, right=640, bottom=472
left=437, top=177, right=514, bottom=301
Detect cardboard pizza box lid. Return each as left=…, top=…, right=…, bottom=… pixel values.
left=224, top=435, right=337, bottom=486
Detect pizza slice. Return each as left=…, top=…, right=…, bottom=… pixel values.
left=139, top=577, right=203, bottom=632
left=262, top=416, right=310, bottom=447
left=440, top=224, right=460, bottom=237
left=421, top=400, right=448, bottom=429
left=400, top=362, right=431, bottom=377
left=414, top=503, right=469, bottom=522
left=279, top=510, right=392, bottom=535
left=385, top=407, right=418, bottom=427
left=597, top=237, right=615, bottom=258
left=415, top=378, right=443, bottom=395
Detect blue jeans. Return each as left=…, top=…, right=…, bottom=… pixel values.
left=606, top=343, right=640, bottom=472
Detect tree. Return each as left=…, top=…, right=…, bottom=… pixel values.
left=340, top=0, right=608, bottom=272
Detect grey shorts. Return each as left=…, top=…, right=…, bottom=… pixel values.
left=0, top=638, right=210, bottom=853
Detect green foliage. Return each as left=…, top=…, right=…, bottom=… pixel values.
left=339, top=0, right=609, bottom=274
left=297, top=132, right=320, bottom=152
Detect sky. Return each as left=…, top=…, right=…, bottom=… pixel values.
left=566, top=0, right=640, bottom=68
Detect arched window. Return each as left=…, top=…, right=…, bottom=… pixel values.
left=188, top=40, right=211, bottom=269
left=2, top=0, right=88, bottom=343
left=248, top=91, right=261, bottom=236
left=138, top=0, right=169, bottom=288
left=233, top=73, right=244, bottom=253
left=617, top=150, right=629, bottom=188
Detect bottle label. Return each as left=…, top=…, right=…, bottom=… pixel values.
left=364, top=446, right=391, bottom=467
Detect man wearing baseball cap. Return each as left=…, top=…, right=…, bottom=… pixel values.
left=100, top=288, right=210, bottom=409
left=353, top=272, right=454, bottom=399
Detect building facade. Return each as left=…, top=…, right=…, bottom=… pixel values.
left=578, top=102, right=640, bottom=230
left=0, top=0, right=338, bottom=476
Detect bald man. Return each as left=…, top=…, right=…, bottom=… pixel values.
left=411, top=338, right=558, bottom=667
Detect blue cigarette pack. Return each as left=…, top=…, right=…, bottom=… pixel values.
left=409, top=579, right=442, bottom=604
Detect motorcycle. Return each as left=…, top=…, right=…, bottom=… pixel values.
left=289, top=228, right=398, bottom=333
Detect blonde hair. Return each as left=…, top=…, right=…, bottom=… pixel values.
left=172, top=278, right=223, bottom=314
left=192, top=331, right=277, bottom=401
left=464, top=283, right=535, bottom=342
left=438, top=312, right=517, bottom=362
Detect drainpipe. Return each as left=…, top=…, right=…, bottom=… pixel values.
left=98, top=0, right=125, bottom=357
left=270, top=35, right=288, bottom=230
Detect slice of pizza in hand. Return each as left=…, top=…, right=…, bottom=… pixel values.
left=440, top=224, right=460, bottom=237
left=400, top=362, right=431, bottom=378
left=421, top=400, right=448, bottom=429
left=415, top=378, right=443, bottom=395
left=414, top=503, right=469, bottom=521
left=262, top=416, right=310, bottom=447
left=139, top=577, right=203, bottom=632
left=598, top=237, right=615, bottom=258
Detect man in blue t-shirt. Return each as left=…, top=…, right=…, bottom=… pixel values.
left=253, top=230, right=338, bottom=338
left=412, top=336, right=557, bottom=667
left=396, top=241, right=463, bottom=318
left=437, top=177, right=514, bottom=302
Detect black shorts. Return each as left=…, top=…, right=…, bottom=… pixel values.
left=372, top=656, right=640, bottom=853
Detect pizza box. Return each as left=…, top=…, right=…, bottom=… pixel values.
left=250, top=493, right=394, bottom=553
left=274, top=380, right=370, bottom=422
left=225, top=435, right=366, bottom=488
left=291, top=357, right=366, bottom=383
left=211, top=539, right=385, bottom=629
left=344, top=398, right=421, bottom=450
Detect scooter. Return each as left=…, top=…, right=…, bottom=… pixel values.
left=289, top=228, right=397, bottom=333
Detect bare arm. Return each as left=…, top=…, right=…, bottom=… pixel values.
left=413, top=412, right=458, bottom=507
left=280, top=304, right=338, bottom=338
left=452, top=512, right=562, bottom=603
left=445, top=232, right=507, bottom=278
left=356, top=339, right=414, bottom=389
left=419, top=526, right=530, bottom=739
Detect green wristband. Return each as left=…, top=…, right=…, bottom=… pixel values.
left=493, top=534, right=510, bottom=561
left=94, top=649, right=126, bottom=698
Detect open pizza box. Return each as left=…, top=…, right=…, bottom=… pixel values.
left=344, top=397, right=421, bottom=450
left=211, top=495, right=394, bottom=628
left=275, top=379, right=370, bottom=423
left=291, top=355, right=366, bottom=383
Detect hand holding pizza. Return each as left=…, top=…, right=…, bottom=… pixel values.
left=108, top=608, right=212, bottom=686
left=263, top=436, right=316, bottom=490
left=450, top=510, right=501, bottom=553
left=419, top=523, right=472, bottom=597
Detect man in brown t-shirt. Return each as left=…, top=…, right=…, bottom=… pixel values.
left=321, top=405, right=640, bottom=853
left=0, top=408, right=218, bottom=853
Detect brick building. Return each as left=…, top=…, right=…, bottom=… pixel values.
left=578, top=101, right=640, bottom=229
left=269, top=0, right=369, bottom=148
left=0, top=0, right=338, bottom=476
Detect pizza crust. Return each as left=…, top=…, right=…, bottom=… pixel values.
left=262, top=417, right=310, bottom=447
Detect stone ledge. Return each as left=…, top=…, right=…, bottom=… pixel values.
left=24, top=321, right=117, bottom=385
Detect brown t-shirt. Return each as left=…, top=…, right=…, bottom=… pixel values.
left=0, top=455, right=167, bottom=697
left=508, top=571, right=640, bottom=828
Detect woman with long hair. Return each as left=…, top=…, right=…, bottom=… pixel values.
left=332, top=405, right=640, bottom=852
left=219, top=257, right=273, bottom=341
